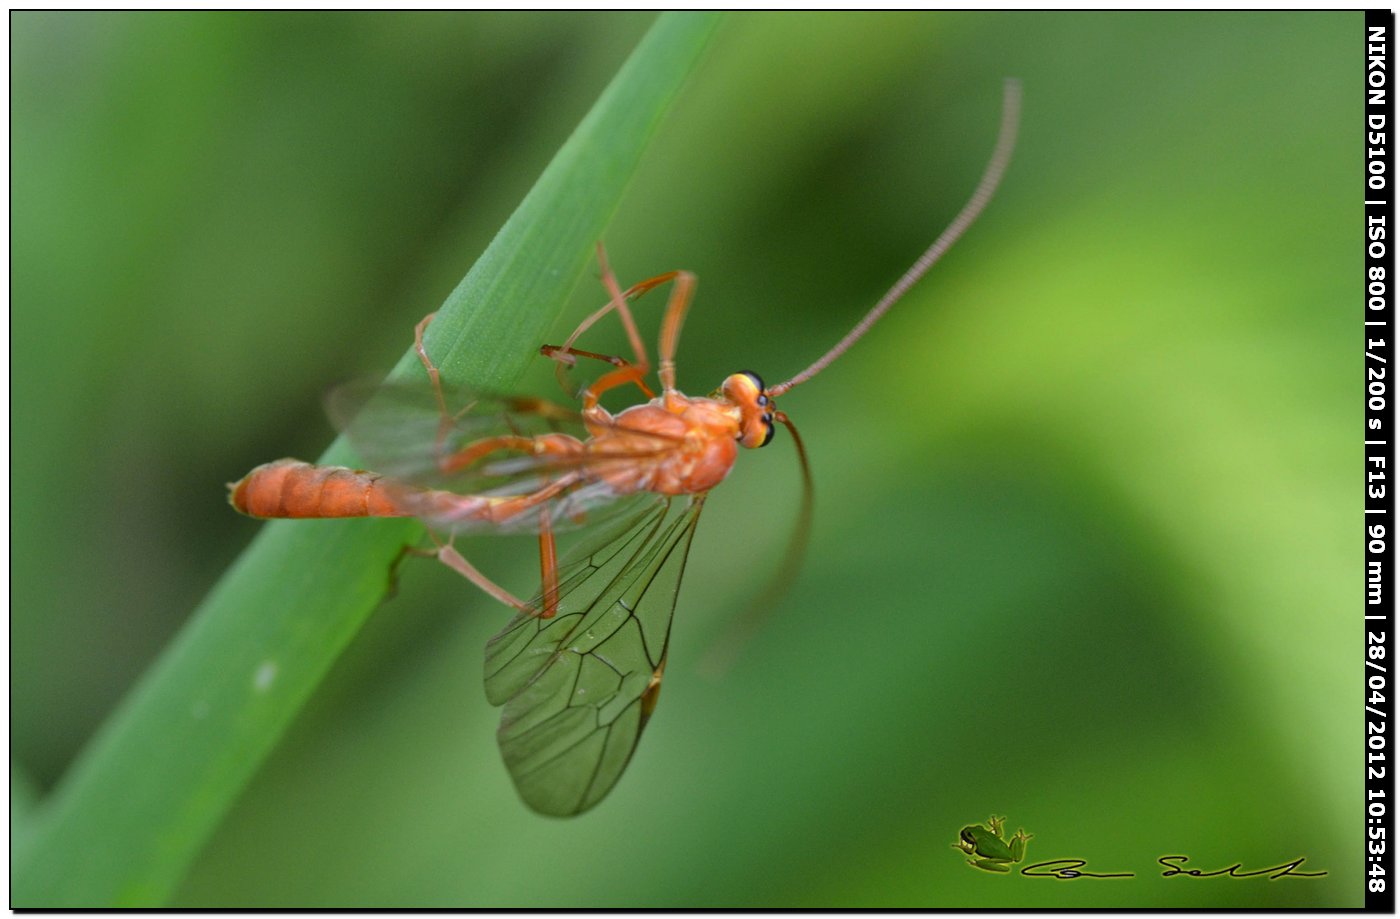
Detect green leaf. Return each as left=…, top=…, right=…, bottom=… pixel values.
left=12, top=11, right=721, bottom=907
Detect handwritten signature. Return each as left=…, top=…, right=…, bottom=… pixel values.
left=1017, top=855, right=1327, bottom=881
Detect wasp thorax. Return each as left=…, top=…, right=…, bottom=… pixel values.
left=722, top=370, right=776, bottom=449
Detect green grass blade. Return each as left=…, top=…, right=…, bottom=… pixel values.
left=12, top=12, right=721, bottom=907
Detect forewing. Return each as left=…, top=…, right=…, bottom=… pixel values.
left=327, top=379, right=679, bottom=536
left=484, top=494, right=705, bottom=816
left=327, top=379, right=583, bottom=488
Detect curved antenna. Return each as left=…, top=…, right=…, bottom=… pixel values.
left=697, top=411, right=813, bottom=676
left=768, top=78, right=1022, bottom=397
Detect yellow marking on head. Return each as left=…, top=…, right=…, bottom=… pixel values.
left=721, top=371, right=776, bottom=449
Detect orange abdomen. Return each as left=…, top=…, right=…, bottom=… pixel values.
left=228, top=459, right=411, bottom=519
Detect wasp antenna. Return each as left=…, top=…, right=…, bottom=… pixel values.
left=769, top=78, right=1022, bottom=397
left=696, top=411, right=813, bottom=677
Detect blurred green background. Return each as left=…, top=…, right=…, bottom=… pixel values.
left=12, top=10, right=1359, bottom=907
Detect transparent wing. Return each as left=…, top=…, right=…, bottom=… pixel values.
left=326, top=378, right=587, bottom=487
left=484, top=494, right=706, bottom=816
left=326, top=379, right=679, bottom=536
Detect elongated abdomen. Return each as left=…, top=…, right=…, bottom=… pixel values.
left=228, top=459, right=412, bottom=519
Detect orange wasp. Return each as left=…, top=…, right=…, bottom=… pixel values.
left=230, top=80, right=1020, bottom=816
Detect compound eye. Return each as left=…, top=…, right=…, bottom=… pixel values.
left=759, top=416, right=775, bottom=447
left=738, top=370, right=765, bottom=393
